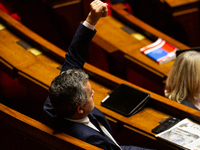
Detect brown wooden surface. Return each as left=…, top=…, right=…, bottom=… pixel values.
left=165, top=0, right=200, bottom=47
left=165, top=0, right=199, bottom=7
left=0, top=103, right=102, bottom=150
left=43, top=0, right=93, bottom=48
left=1, top=8, right=200, bottom=149
left=92, top=3, right=190, bottom=79
left=111, top=3, right=190, bottom=49
left=125, top=1, right=200, bottom=47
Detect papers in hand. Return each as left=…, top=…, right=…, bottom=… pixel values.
left=155, top=118, right=200, bottom=150
left=140, top=38, right=178, bottom=65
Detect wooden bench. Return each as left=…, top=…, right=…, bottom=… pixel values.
left=128, top=0, right=200, bottom=47
left=0, top=103, right=102, bottom=150
left=1, top=8, right=200, bottom=150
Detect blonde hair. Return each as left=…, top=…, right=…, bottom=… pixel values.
left=165, top=51, right=200, bottom=103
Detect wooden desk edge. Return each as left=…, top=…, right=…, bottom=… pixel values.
left=84, top=63, right=200, bottom=121
left=165, top=0, right=200, bottom=8
left=0, top=9, right=65, bottom=63
left=0, top=103, right=102, bottom=150
left=110, top=3, right=190, bottom=49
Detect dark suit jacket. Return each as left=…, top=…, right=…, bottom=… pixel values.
left=43, top=23, right=121, bottom=149
left=181, top=99, right=199, bottom=110
left=43, top=23, right=154, bottom=150
left=43, top=22, right=96, bottom=123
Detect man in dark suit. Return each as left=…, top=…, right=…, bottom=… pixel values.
left=44, top=0, right=155, bottom=149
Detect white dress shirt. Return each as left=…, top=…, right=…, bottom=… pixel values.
left=66, top=116, right=122, bottom=150
left=83, top=21, right=96, bottom=30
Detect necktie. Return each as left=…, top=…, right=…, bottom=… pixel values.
left=88, top=115, right=122, bottom=150
left=88, top=115, right=105, bottom=134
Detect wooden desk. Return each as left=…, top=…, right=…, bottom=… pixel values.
left=43, top=0, right=93, bottom=47
left=0, top=103, right=102, bottom=150
left=128, top=0, right=200, bottom=47
left=90, top=3, right=191, bottom=94
left=1, top=9, right=200, bottom=149
left=165, top=0, right=199, bottom=7
left=93, top=3, right=189, bottom=79
left=164, top=0, right=200, bottom=47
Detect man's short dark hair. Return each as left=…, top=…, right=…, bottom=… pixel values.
left=49, top=69, right=89, bottom=118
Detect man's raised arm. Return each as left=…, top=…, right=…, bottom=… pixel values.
left=86, top=0, right=108, bottom=26
left=61, top=0, right=108, bottom=72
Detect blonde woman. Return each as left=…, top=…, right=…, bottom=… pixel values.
left=165, top=51, right=200, bottom=110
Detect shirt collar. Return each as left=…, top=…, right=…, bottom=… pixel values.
left=65, top=116, right=90, bottom=125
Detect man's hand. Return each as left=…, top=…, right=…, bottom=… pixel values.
left=86, top=0, right=108, bottom=25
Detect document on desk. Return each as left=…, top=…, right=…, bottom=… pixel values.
left=140, top=38, right=178, bottom=65
left=155, top=118, right=200, bottom=150
left=101, top=84, right=150, bottom=117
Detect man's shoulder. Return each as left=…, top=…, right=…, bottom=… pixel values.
left=90, top=107, right=107, bottom=120
left=59, top=119, right=102, bottom=140
left=91, top=107, right=103, bottom=115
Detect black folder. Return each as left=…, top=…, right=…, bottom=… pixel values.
left=101, top=84, right=151, bottom=117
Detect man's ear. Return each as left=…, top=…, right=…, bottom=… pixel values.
left=77, top=106, right=84, bottom=114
